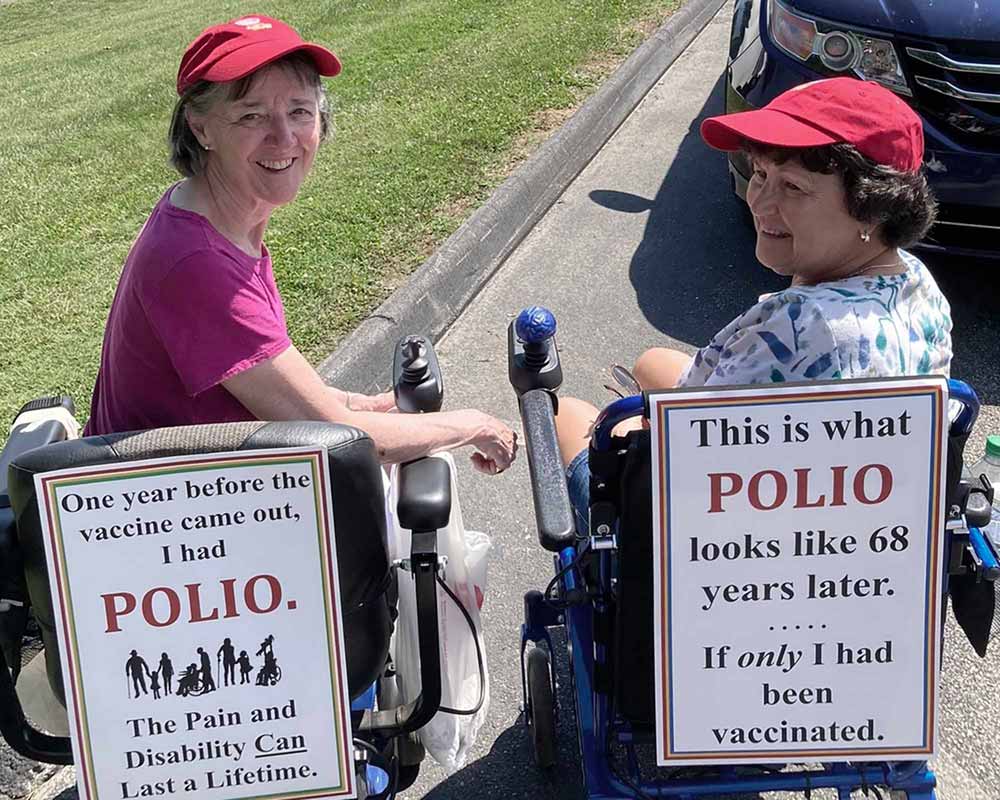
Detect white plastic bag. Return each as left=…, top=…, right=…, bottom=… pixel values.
left=387, top=452, right=490, bottom=772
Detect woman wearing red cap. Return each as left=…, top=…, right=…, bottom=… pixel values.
left=85, top=16, right=516, bottom=475
left=555, top=78, right=951, bottom=520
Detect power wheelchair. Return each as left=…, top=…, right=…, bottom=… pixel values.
left=508, top=306, right=998, bottom=800
left=0, top=335, right=459, bottom=800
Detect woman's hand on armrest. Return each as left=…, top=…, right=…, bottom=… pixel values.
left=222, top=346, right=516, bottom=472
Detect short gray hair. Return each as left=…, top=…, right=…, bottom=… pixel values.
left=168, top=52, right=331, bottom=178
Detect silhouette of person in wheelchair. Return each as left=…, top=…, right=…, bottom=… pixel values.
left=176, top=663, right=204, bottom=698
left=255, top=635, right=281, bottom=686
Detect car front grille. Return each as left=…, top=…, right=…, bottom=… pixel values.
left=900, top=39, right=1000, bottom=152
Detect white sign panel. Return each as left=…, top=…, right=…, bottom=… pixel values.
left=649, top=377, right=948, bottom=766
left=36, top=447, right=355, bottom=800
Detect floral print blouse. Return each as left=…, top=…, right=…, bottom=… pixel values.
left=679, top=250, right=952, bottom=387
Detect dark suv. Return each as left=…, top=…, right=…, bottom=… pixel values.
left=726, top=0, right=1000, bottom=257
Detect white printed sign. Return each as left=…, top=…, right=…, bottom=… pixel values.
left=649, top=377, right=948, bottom=766
left=36, top=447, right=355, bottom=800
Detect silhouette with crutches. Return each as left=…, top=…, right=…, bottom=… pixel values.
left=218, top=637, right=236, bottom=687
left=197, top=646, right=216, bottom=692
left=159, top=652, right=174, bottom=696
left=125, top=650, right=151, bottom=699
left=238, top=650, right=253, bottom=684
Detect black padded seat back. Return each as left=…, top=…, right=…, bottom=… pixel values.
left=612, top=430, right=656, bottom=726
left=7, top=421, right=392, bottom=703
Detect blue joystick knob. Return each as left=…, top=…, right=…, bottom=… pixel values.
left=515, top=306, right=556, bottom=344
left=365, top=765, right=389, bottom=795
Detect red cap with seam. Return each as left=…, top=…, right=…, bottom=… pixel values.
left=700, top=78, right=923, bottom=172
left=177, top=15, right=341, bottom=95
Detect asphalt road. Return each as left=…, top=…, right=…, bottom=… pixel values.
left=415, top=7, right=1000, bottom=800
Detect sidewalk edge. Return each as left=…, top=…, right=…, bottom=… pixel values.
left=319, top=0, right=726, bottom=391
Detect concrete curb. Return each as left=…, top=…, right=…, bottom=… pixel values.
left=319, top=0, right=727, bottom=392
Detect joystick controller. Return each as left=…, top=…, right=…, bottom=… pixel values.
left=393, top=335, right=444, bottom=413
left=508, top=306, right=563, bottom=395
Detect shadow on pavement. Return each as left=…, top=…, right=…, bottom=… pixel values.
left=924, top=252, right=1000, bottom=407
left=422, top=629, right=583, bottom=799
left=591, top=74, right=781, bottom=349
left=421, top=724, right=578, bottom=800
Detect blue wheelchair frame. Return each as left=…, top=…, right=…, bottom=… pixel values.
left=520, top=377, right=987, bottom=800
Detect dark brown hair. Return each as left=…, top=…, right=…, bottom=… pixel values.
left=744, top=141, right=937, bottom=249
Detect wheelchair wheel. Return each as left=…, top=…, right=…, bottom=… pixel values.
left=526, top=646, right=556, bottom=768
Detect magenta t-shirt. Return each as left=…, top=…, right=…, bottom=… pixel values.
left=85, top=187, right=291, bottom=435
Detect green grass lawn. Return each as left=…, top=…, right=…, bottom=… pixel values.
left=0, top=0, right=680, bottom=425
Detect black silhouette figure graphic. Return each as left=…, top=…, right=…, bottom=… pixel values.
left=238, top=650, right=253, bottom=685
left=197, top=647, right=216, bottom=692
left=125, top=650, right=152, bottom=698
left=177, top=663, right=206, bottom=697
left=218, top=638, right=237, bottom=687
left=159, top=652, right=174, bottom=695
left=126, top=638, right=283, bottom=699
left=255, top=635, right=281, bottom=686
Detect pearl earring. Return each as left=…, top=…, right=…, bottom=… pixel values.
left=860, top=230, right=871, bottom=242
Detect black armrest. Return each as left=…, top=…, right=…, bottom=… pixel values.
left=520, top=389, right=576, bottom=552
left=396, top=457, right=451, bottom=532
left=966, top=484, right=994, bottom=530
left=0, top=647, right=72, bottom=763
left=1, top=405, right=76, bottom=507
left=0, top=398, right=76, bottom=685
left=359, top=462, right=446, bottom=736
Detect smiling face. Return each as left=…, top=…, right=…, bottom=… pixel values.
left=746, top=152, right=874, bottom=284
left=189, top=64, right=322, bottom=210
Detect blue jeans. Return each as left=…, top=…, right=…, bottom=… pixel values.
left=566, top=449, right=591, bottom=536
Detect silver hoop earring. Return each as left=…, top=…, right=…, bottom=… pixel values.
left=860, top=230, right=871, bottom=242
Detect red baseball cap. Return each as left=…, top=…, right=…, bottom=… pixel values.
left=177, top=15, right=341, bottom=95
left=700, top=78, right=923, bottom=172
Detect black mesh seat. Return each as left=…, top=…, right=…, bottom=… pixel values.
left=612, top=430, right=656, bottom=727
left=7, top=420, right=392, bottom=705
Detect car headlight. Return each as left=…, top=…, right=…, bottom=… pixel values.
left=767, top=0, right=911, bottom=95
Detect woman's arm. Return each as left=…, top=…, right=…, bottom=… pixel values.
left=222, top=346, right=516, bottom=471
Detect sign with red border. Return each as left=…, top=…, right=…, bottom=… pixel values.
left=648, top=377, right=947, bottom=766
left=36, top=447, right=355, bottom=800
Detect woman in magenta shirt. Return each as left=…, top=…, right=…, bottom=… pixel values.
left=87, top=15, right=516, bottom=475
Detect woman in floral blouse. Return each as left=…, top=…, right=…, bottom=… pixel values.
left=555, top=78, right=951, bottom=519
